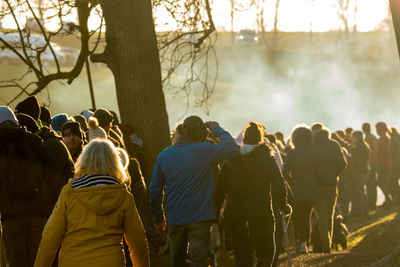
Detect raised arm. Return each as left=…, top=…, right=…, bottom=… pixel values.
left=206, top=122, right=239, bottom=162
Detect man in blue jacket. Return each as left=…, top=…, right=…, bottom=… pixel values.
left=150, top=116, right=239, bottom=267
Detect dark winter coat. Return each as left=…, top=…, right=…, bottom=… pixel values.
left=39, top=127, right=75, bottom=205
left=214, top=144, right=287, bottom=231
left=313, top=135, right=347, bottom=187
left=349, top=142, right=370, bottom=176
left=282, top=146, right=318, bottom=203
left=0, top=121, right=52, bottom=220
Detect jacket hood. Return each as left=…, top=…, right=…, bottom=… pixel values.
left=39, top=126, right=62, bottom=141
left=0, top=121, right=26, bottom=142
left=240, top=143, right=271, bottom=156
left=68, top=180, right=128, bottom=215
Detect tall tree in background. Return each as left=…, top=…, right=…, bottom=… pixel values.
left=271, top=0, right=281, bottom=49
left=0, top=0, right=216, bottom=182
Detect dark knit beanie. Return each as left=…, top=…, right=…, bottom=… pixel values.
left=16, top=113, right=39, bottom=133
left=51, top=113, right=69, bottom=133
left=40, top=106, right=52, bottom=125
left=15, top=96, right=41, bottom=121
left=94, top=108, right=114, bottom=128
left=62, top=121, right=83, bottom=139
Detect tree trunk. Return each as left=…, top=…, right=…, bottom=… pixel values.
left=100, top=0, right=171, bottom=184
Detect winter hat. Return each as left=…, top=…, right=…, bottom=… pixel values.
left=62, top=121, right=83, bottom=139
left=40, top=106, right=52, bottom=126
left=16, top=113, right=39, bottom=133
left=88, top=117, right=107, bottom=142
left=94, top=108, right=114, bottom=128
left=0, top=106, right=18, bottom=124
left=74, top=115, right=89, bottom=132
left=81, top=109, right=94, bottom=121
left=15, top=96, right=41, bottom=121
left=51, top=113, right=69, bottom=133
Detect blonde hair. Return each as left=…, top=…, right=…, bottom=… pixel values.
left=75, top=139, right=129, bottom=184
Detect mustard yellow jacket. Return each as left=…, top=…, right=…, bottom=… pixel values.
left=34, top=179, right=149, bottom=267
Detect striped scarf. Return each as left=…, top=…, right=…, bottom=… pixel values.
left=72, top=174, right=121, bottom=189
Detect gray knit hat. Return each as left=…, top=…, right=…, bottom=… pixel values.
left=0, top=106, right=18, bottom=124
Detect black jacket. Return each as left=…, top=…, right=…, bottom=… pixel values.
left=215, top=144, right=287, bottom=222
left=349, top=142, right=370, bottom=176
left=39, top=127, right=75, bottom=204
left=313, top=135, right=347, bottom=187
left=283, top=146, right=318, bottom=203
left=0, top=121, right=52, bottom=219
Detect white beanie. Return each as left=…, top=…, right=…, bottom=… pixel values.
left=0, top=106, right=18, bottom=124
left=88, top=117, right=107, bottom=142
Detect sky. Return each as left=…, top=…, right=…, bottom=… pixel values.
left=1, top=0, right=391, bottom=33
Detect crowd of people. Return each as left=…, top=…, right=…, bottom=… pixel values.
left=0, top=95, right=399, bottom=267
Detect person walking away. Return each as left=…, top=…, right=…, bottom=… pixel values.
left=0, top=106, right=52, bottom=267
left=215, top=121, right=289, bottom=266
left=375, top=122, right=394, bottom=207
left=348, top=131, right=370, bottom=217
left=282, top=126, right=317, bottom=254
left=34, top=139, right=149, bottom=267
left=389, top=127, right=400, bottom=200
left=313, top=128, right=347, bottom=253
left=150, top=116, right=239, bottom=267
left=362, top=122, right=378, bottom=211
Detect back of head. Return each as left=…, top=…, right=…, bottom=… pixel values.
left=0, top=106, right=18, bottom=125
left=74, top=115, right=89, bottom=132
left=40, top=106, right=52, bottom=126
left=291, top=126, right=312, bottom=148
left=311, top=122, right=324, bottom=133
left=375, top=122, right=388, bottom=136
left=353, top=131, right=364, bottom=143
left=94, top=108, right=114, bottom=129
left=15, top=96, right=41, bottom=121
left=345, top=127, right=354, bottom=135
left=76, top=139, right=128, bottom=184
left=243, top=121, right=264, bottom=145
left=81, top=109, right=94, bottom=121
left=275, top=131, right=284, bottom=142
left=182, top=116, right=208, bottom=143
left=109, top=110, right=120, bottom=125
left=51, top=113, right=69, bottom=133
left=265, top=134, right=276, bottom=145
left=16, top=113, right=39, bottom=133
left=362, top=122, right=371, bottom=133
left=313, top=128, right=331, bottom=144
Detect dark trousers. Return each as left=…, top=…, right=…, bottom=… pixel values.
left=168, top=221, right=211, bottom=267
left=2, top=216, right=48, bottom=267
left=366, top=167, right=377, bottom=210
left=349, top=174, right=368, bottom=216
left=315, top=186, right=337, bottom=252
left=377, top=166, right=393, bottom=202
left=293, top=201, right=313, bottom=243
left=227, top=213, right=275, bottom=267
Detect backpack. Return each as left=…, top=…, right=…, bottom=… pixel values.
left=0, top=130, right=43, bottom=200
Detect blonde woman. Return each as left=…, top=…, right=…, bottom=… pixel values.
left=34, top=139, right=149, bottom=267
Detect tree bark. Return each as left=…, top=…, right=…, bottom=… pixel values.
left=100, top=0, right=171, bottom=184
